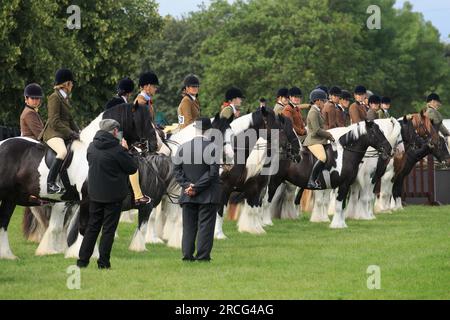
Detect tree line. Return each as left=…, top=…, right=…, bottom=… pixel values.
left=1, top=0, right=449, bottom=128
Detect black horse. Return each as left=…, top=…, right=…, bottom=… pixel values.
left=0, top=102, right=156, bottom=259
left=391, top=113, right=450, bottom=208
left=267, top=120, right=392, bottom=229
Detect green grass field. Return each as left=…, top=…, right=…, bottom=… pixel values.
left=0, top=205, right=449, bottom=300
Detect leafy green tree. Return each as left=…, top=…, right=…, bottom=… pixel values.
left=0, top=0, right=162, bottom=127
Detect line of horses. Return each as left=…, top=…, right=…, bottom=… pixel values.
left=0, top=103, right=449, bottom=260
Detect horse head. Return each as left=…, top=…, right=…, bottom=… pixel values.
left=275, top=114, right=301, bottom=162
left=103, top=102, right=156, bottom=147
left=339, top=121, right=392, bottom=160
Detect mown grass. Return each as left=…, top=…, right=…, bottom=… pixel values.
left=0, top=205, right=449, bottom=300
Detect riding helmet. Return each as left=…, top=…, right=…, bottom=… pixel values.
left=55, top=68, right=75, bottom=85
left=117, top=77, right=135, bottom=94
left=225, top=87, right=245, bottom=101
left=24, top=83, right=44, bottom=98
left=309, top=89, right=328, bottom=103
left=184, top=74, right=200, bottom=88
left=381, top=97, right=391, bottom=104
left=139, top=71, right=159, bottom=87
left=329, top=86, right=342, bottom=97
left=288, top=87, right=303, bottom=98
left=277, top=87, right=289, bottom=98
left=368, top=95, right=381, bottom=104
left=427, top=93, right=441, bottom=102
left=354, top=85, right=367, bottom=94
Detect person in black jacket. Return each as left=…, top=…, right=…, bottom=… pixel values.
left=77, top=119, right=138, bottom=269
left=173, top=118, right=222, bottom=262
left=105, top=77, right=135, bottom=110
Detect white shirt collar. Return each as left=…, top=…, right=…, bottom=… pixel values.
left=230, top=104, right=237, bottom=113
left=312, top=104, right=320, bottom=112
left=121, top=95, right=127, bottom=103
left=188, top=94, right=196, bottom=101
left=59, top=89, right=67, bottom=99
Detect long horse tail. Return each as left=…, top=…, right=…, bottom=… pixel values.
left=22, top=206, right=50, bottom=243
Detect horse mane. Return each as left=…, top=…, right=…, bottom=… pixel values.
left=339, top=122, right=367, bottom=146
left=410, top=111, right=438, bottom=143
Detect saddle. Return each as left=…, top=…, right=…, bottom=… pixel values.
left=301, top=144, right=336, bottom=170
left=44, top=140, right=78, bottom=201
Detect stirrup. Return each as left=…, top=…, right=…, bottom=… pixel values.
left=135, top=195, right=152, bottom=206
left=47, top=183, right=65, bottom=194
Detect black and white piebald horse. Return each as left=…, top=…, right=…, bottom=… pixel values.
left=220, top=108, right=300, bottom=235
left=268, top=120, right=392, bottom=229
left=151, top=113, right=235, bottom=249
left=0, top=102, right=155, bottom=259
left=311, top=118, right=402, bottom=222
left=375, top=113, right=450, bottom=212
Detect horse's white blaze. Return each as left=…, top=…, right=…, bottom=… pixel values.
left=245, top=137, right=267, bottom=182
left=0, top=228, right=17, bottom=260
left=36, top=203, right=67, bottom=255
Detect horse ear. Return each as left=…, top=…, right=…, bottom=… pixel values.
left=365, top=119, right=373, bottom=127
left=214, top=112, right=220, bottom=122
left=261, top=106, right=267, bottom=116
left=403, top=115, right=409, bottom=123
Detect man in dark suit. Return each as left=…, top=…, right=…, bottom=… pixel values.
left=173, top=117, right=222, bottom=262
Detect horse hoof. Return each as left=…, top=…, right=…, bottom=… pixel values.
left=214, top=232, right=228, bottom=240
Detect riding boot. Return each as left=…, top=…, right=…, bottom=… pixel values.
left=47, top=158, right=65, bottom=194
left=306, top=160, right=325, bottom=190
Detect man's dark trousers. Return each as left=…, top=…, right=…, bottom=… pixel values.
left=78, top=201, right=122, bottom=267
left=182, top=203, right=217, bottom=261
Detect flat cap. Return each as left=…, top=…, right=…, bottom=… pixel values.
left=99, top=119, right=120, bottom=132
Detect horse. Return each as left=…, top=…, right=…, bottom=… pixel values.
left=0, top=102, right=155, bottom=259
left=221, top=109, right=301, bottom=234
left=375, top=112, right=450, bottom=212
left=154, top=113, right=235, bottom=249
left=267, top=120, right=392, bottom=229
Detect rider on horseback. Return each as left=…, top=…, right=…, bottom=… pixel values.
left=178, top=74, right=201, bottom=129
left=425, top=93, right=450, bottom=146
left=220, top=87, right=244, bottom=119
left=303, top=89, right=336, bottom=190
left=20, top=83, right=44, bottom=140
left=105, top=77, right=135, bottom=110
left=40, top=69, right=80, bottom=194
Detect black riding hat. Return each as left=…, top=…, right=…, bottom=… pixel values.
left=139, top=71, right=159, bottom=87
left=55, top=68, right=75, bottom=85
left=368, top=95, right=381, bottom=104
left=427, top=93, right=441, bottom=102
left=381, top=96, right=391, bottom=104
left=289, top=87, right=302, bottom=97
left=340, top=90, right=352, bottom=101
left=277, top=87, right=289, bottom=98
left=117, top=77, right=135, bottom=94
left=329, top=86, right=342, bottom=97
left=354, top=85, right=367, bottom=94
left=184, top=74, right=200, bottom=87
left=226, top=87, right=245, bottom=101
left=24, top=83, right=44, bottom=98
